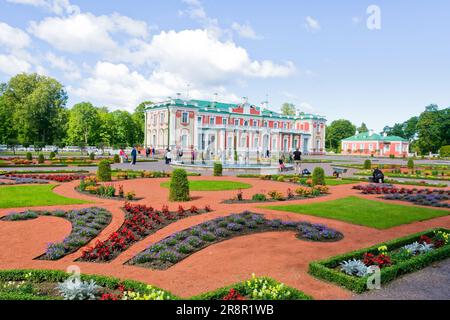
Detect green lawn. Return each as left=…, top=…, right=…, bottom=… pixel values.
left=265, top=196, right=449, bottom=229
left=160, top=180, right=252, bottom=191
left=0, top=185, right=90, bottom=209
left=323, top=178, right=358, bottom=186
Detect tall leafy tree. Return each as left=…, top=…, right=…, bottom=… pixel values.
left=133, top=101, right=151, bottom=145
left=416, top=105, right=448, bottom=154
left=67, top=102, right=101, bottom=145
left=1, top=73, right=67, bottom=144
left=280, top=102, right=296, bottom=116
left=325, top=119, right=356, bottom=152
left=357, top=122, right=369, bottom=133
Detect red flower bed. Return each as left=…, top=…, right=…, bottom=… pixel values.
left=223, top=288, right=245, bottom=300
left=79, top=202, right=213, bottom=262
left=362, top=253, right=392, bottom=268
left=4, top=173, right=85, bottom=182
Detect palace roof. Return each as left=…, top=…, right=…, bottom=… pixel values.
left=145, top=98, right=326, bottom=121
left=342, top=131, right=408, bottom=142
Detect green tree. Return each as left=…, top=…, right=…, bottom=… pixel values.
left=67, top=102, right=101, bottom=145
left=357, top=123, right=369, bottom=133
left=110, top=110, right=138, bottom=146
left=325, top=119, right=356, bottom=152
left=280, top=102, right=296, bottom=116
left=133, top=101, right=152, bottom=145
left=416, top=105, right=447, bottom=154
left=1, top=73, right=67, bottom=144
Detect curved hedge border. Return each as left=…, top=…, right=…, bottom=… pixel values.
left=308, top=227, right=450, bottom=293
left=0, top=269, right=178, bottom=300
left=0, top=269, right=311, bottom=300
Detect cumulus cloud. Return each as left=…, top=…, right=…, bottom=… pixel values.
left=0, top=22, right=31, bottom=50
left=45, top=52, right=81, bottom=80
left=6, top=0, right=80, bottom=16
left=231, top=22, right=262, bottom=40
left=0, top=54, right=31, bottom=75
left=304, top=16, right=321, bottom=32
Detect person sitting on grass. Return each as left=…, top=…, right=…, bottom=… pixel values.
left=372, top=167, right=385, bottom=183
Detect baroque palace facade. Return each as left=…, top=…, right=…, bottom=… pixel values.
left=144, top=97, right=326, bottom=159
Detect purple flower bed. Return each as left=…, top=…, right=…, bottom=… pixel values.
left=2, top=207, right=112, bottom=260
left=353, top=184, right=450, bottom=208
left=0, top=175, right=49, bottom=185
left=128, top=211, right=343, bottom=270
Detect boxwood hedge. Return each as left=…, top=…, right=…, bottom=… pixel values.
left=308, top=227, right=450, bottom=293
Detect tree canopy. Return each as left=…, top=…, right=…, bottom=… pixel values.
left=281, top=102, right=296, bottom=116
left=325, top=119, right=356, bottom=152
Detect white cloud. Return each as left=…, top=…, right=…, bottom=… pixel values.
left=0, top=54, right=31, bottom=75
left=6, top=0, right=80, bottom=16
left=231, top=22, right=262, bottom=40
left=28, top=12, right=150, bottom=54
left=45, top=52, right=81, bottom=80
left=299, top=102, right=314, bottom=112
left=179, top=0, right=225, bottom=38
left=0, top=22, right=31, bottom=50
left=304, top=16, right=321, bottom=32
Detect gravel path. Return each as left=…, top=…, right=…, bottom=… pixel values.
left=355, top=258, right=450, bottom=300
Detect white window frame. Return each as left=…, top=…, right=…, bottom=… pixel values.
left=181, top=112, right=189, bottom=124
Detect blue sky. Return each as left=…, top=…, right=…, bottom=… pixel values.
left=0, top=0, right=449, bottom=131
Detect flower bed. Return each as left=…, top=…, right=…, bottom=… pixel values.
left=0, top=269, right=176, bottom=300
left=353, top=184, right=450, bottom=208
left=3, top=173, right=87, bottom=182
left=2, top=207, right=112, bottom=260
left=223, top=186, right=329, bottom=203
left=0, top=269, right=311, bottom=300
left=76, top=177, right=137, bottom=201
left=79, top=203, right=213, bottom=262
left=0, top=175, right=49, bottom=185
left=191, top=274, right=312, bottom=300
left=308, top=228, right=450, bottom=293
left=128, top=211, right=343, bottom=270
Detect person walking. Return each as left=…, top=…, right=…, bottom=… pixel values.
left=119, top=148, right=125, bottom=163
left=151, top=146, right=155, bottom=159
left=131, top=146, right=137, bottom=165
left=178, top=148, right=184, bottom=163
left=166, top=149, right=172, bottom=164
left=191, top=148, right=196, bottom=164
left=293, top=148, right=302, bottom=174
left=145, top=147, right=150, bottom=158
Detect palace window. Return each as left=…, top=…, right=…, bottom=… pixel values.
left=209, top=117, right=215, bottom=125
left=152, top=114, right=157, bottom=126
left=223, top=118, right=227, bottom=126
left=244, top=120, right=249, bottom=126
left=197, top=116, right=202, bottom=125
left=234, top=119, right=239, bottom=126
left=181, top=112, right=189, bottom=124
left=160, top=112, right=165, bottom=124
left=263, top=121, right=268, bottom=127
left=283, top=122, right=287, bottom=129
left=274, top=122, right=278, bottom=129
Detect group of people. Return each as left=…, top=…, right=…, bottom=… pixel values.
left=279, top=148, right=303, bottom=173
left=164, top=147, right=198, bottom=164
left=118, top=146, right=156, bottom=165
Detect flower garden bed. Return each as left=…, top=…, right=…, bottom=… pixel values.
left=79, top=203, right=213, bottom=262
left=0, top=269, right=311, bottom=300
left=128, top=211, right=343, bottom=270
left=2, top=173, right=87, bottom=183
left=222, top=186, right=328, bottom=204
left=0, top=176, right=49, bottom=185
left=0, top=269, right=176, bottom=300
left=308, top=228, right=450, bottom=293
left=1, top=207, right=112, bottom=260
left=76, top=177, right=139, bottom=201
left=353, top=184, right=450, bottom=208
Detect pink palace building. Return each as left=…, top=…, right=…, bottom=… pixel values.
left=144, top=96, right=327, bottom=160
left=341, top=131, right=410, bottom=157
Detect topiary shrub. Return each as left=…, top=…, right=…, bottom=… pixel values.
left=440, top=145, right=450, bottom=157
left=213, top=163, right=223, bottom=176
left=407, top=158, right=414, bottom=170
left=389, top=154, right=395, bottom=159
left=113, top=154, right=120, bottom=163
left=26, top=152, right=32, bottom=161
left=169, top=169, right=190, bottom=201
left=49, top=151, right=56, bottom=159
left=89, top=152, right=95, bottom=160
left=312, top=167, right=325, bottom=186
left=363, top=159, right=371, bottom=169
left=38, top=154, right=45, bottom=164
left=97, top=160, right=112, bottom=182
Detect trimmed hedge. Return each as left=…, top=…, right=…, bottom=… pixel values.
left=169, top=168, right=190, bottom=201
left=0, top=269, right=179, bottom=300
left=440, top=145, right=450, bottom=157
left=97, top=159, right=112, bottom=182
left=308, top=228, right=450, bottom=293
left=213, top=162, right=223, bottom=176
left=38, top=154, right=45, bottom=164
left=363, top=159, right=371, bottom=170
left=26, top=152, right=32, bottom=161
left=312, top=167, right=325, bottom=186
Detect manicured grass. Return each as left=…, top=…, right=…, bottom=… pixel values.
left=265, top=196, right=449, bottom=229
left=323, top=178, right=357, bottom=186
left=0, top=185, right=90, bottom=208
left=160, top=180, right=252, bottom=191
